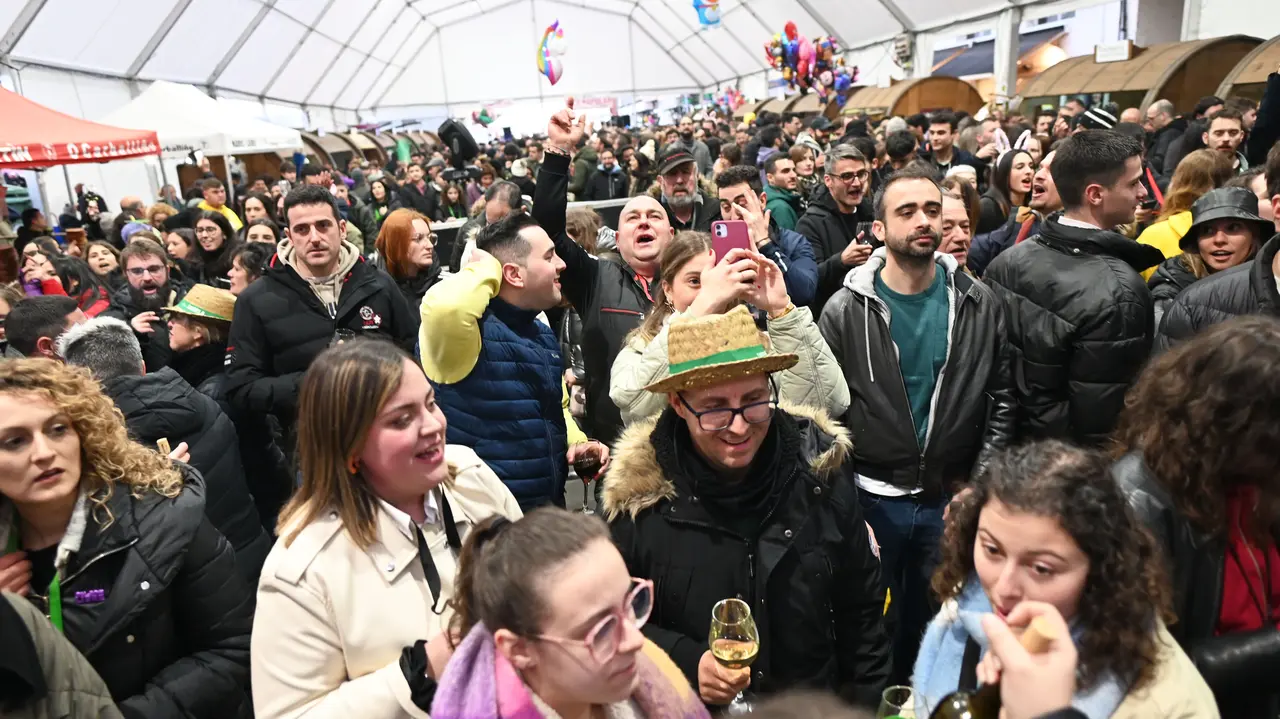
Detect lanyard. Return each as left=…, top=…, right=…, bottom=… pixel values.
left=5, top=531, right=63, bottom=632
left=1144, top=166, right=1165, bottom=208
left=412, top=490, right=461, bottom=616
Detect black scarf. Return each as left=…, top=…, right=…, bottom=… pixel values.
left=169, top=342, right=228, bottom=390
left=650, top=406, right=801, bottom=539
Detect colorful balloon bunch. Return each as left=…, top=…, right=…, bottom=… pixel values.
left=718, top=87, right=744, bottom=111
left=537, top=20, right=567, bottom=85
left=692, top=0, right=720, bottom=28
left=763, top=23, right=859, bottom=102
left=471, top=107, right=495, bottom=127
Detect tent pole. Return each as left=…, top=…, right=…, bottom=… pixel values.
left=60, top=165, right=72, bottom=211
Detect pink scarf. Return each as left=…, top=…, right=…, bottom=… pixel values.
left=432, top=623, right=709, bottom=719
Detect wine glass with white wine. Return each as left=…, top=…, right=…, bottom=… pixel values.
left=709, top=598, right=760, bottom=715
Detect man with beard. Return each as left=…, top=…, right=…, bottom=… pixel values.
left=670, top=115, right=713, bottom=177
left=968, top=150, right=1063, bottom=276
left=533, top=99, right=675, bottom=448
left=1203, top=108, right=1249, bottom=173
left=984, top=130, right=1164, bottom=445
left=818, top=164, right=1014, bottom=684
left=101, top=238, right=192, bottom=371
left=655, top=146, right=720, bottom=232
left=796, top=144, right=876, bottom=313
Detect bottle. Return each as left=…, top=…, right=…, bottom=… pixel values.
left=927, top=616, right=1054, bottom=719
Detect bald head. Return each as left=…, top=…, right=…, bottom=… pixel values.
left=120, top=195, right=144, bottom=213
left=1119, top=107, right=1142, bottom=124
left=616, top=196, right=673, bottom=277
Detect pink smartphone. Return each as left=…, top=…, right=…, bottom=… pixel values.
left=711, top=220, right=752, bottom=263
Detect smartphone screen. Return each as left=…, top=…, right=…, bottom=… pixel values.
left=711, top=220, right=752, bottom=263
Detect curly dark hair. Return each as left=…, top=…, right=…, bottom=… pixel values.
left=1114, top=315, right=1280, bottom=537
left=933, top=440, right=1171, bottom=691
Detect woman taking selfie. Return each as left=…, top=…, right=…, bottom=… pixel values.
left=193, top=211, right=240, bottom=290
left=1114, top=315, right=1280, bottom=716
left=1147, top=187, right=1269, bottom=324
left=251, top=339, right=522, bottom=719
left=610, top=231, right=848, bottom=426
left=0, top=359, right=254, bottom=717
left=431, top=509, right=710, bottom=719
left=976, top=149, right=1034, bottom=235
left=915, top=440, right=1215, bottom=719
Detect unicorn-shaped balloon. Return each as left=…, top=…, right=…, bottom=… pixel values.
left=537, top=20, right=567, bottom=85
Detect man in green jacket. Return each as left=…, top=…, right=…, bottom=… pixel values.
left=764, top=154, right=804, bottom=231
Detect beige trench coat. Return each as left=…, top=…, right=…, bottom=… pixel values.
left=251, top=445, right=522, bottom=719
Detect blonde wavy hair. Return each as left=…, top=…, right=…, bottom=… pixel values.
left=0, top=359, right=182, bottom=527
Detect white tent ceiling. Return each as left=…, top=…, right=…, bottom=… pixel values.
left=0, top=0, right=1042, bottom=112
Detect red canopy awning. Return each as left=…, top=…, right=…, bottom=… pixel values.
left=0, top=87, right=160, bottom=170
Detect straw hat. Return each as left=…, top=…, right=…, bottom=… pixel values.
left=644, top=305, right=798, bottom=394
left=163, top=284, right=236, bottom=323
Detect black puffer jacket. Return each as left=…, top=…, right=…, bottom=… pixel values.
left=604, top=405, right=891, bottom=707
left=169, top=342, right=294, bottom=533
left=1147, top=254, right=1198, bottom=327
left=224, top=243, right=418, bottom=438
left=100, top=280, right=193, bottom=372
left=1147, top=119, right=1185, bottom=182
left=370, top=251, right=443, bottom=312
left=1113, top=453, right=1280, bottom=716
left=983, top=217, right=1164, bottom=446
left=795, top=186, right=874, bottom=313
left=534, top=153, right=652, bottom=446
left=818, top=250, right=1015, bottom=497
left=1156, top=233, right=1280, bottom=352
left=102, top=368, right=270, bottom=584
left=19, top=467, right=254, bottom=718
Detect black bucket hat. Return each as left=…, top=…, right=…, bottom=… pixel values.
left=1181, top=187, right=1274, bottom=252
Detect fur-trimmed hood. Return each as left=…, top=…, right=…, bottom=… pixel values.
left=602, top=402, right=852, bottom=521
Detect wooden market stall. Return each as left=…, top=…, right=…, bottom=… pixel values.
left=348, top=131, right=386, bottom=165
left=841, top=77, right=983, bottom=118
left=732, top=99, right=770, bottom=121
left=1018, top=35, right=1261, bottom=114
left=298, top=131, right=334, bottom=167
left=1216, top=34, right=1280, bottom=102
left=756, top=96, right=791, bottom=117
left=786, top=92, right=844, bottom=120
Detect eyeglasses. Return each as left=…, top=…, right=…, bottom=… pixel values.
left=127, top=264, right=166, bottom=278
left=833, top=170, right=871, bottom=185
left=535, top=577, right=653, bottom=664
left=413, top=233, right=438, bottom=245
left=194, top=226, right=221, bottom=235
left=677, top=383, right=778, bottom=432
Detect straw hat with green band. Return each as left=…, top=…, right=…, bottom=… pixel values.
left=644, top=305, right=798, bottom=394
left=163, top=284, right=236, bottom=323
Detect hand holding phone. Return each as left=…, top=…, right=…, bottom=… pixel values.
left=711, top=220, right=752, bottom=263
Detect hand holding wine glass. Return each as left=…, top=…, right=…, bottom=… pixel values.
left=707, top=598, right=759, bottom=713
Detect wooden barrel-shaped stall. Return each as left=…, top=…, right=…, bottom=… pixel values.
left=786, top=92, right=844, bottom=120
left=1018, top=35, right=1261, bottom=114
left=299, top=131, right=334, bottom=167
left=733, top=99, right=770, bottom=121
left=756, top=96, right=790, bottom=117
left=348, top=132, right=386, bottom=166
left=841, top=77, right=983, bottom=118
left=1216, top=35, right=1280, bottom=102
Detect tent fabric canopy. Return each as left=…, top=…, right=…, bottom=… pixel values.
left=0, top=86, right=160, bottom=170
left=0, top=0, right=1077, bottom=112
left=99, top=81, right=303, bottom=159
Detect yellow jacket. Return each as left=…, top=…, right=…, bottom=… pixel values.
left=1137, top=211, right=1193, bottom=280
left=419, top=256, right=587, bottom=446
left=197, top=200, right=245, bottom=231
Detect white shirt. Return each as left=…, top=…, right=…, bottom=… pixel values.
left=1056, top=215, right=1103, bottom=231
left=377, top=492, right=440, bottom=541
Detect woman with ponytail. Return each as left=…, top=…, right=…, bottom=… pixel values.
left=432, top=508, right=710, bottom=719
left=250, top=338, right=521, bottom=719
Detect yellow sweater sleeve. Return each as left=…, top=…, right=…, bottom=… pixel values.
left=563, top=381, right=588, bottom=446
left=419, top=255, right=502, bottom=383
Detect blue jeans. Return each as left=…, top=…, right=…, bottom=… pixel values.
left=859, top=491, right=946, bottom=685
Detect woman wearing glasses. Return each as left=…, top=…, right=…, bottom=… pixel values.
left=251, top=339, right=522, bottom=719
left=610, top=231, right=848, bottom=427
left=432, top=508, right=710, bottom=719
left=372, top=209, right=443, bottom=311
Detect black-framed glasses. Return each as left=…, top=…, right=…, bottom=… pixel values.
left=834, top=170, right=871, bottom=184
left=677, top=379, right=778, bottom=432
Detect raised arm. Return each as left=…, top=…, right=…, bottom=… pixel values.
left=533, top=100, right=599, bottom=312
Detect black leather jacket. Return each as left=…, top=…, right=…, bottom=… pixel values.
left=1113, top=452, right=1280, bottom=715
left=818, top=251, right=1015, bottom=497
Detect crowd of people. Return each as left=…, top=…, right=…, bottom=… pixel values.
left=0, top=60, right=1277, bottom=719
